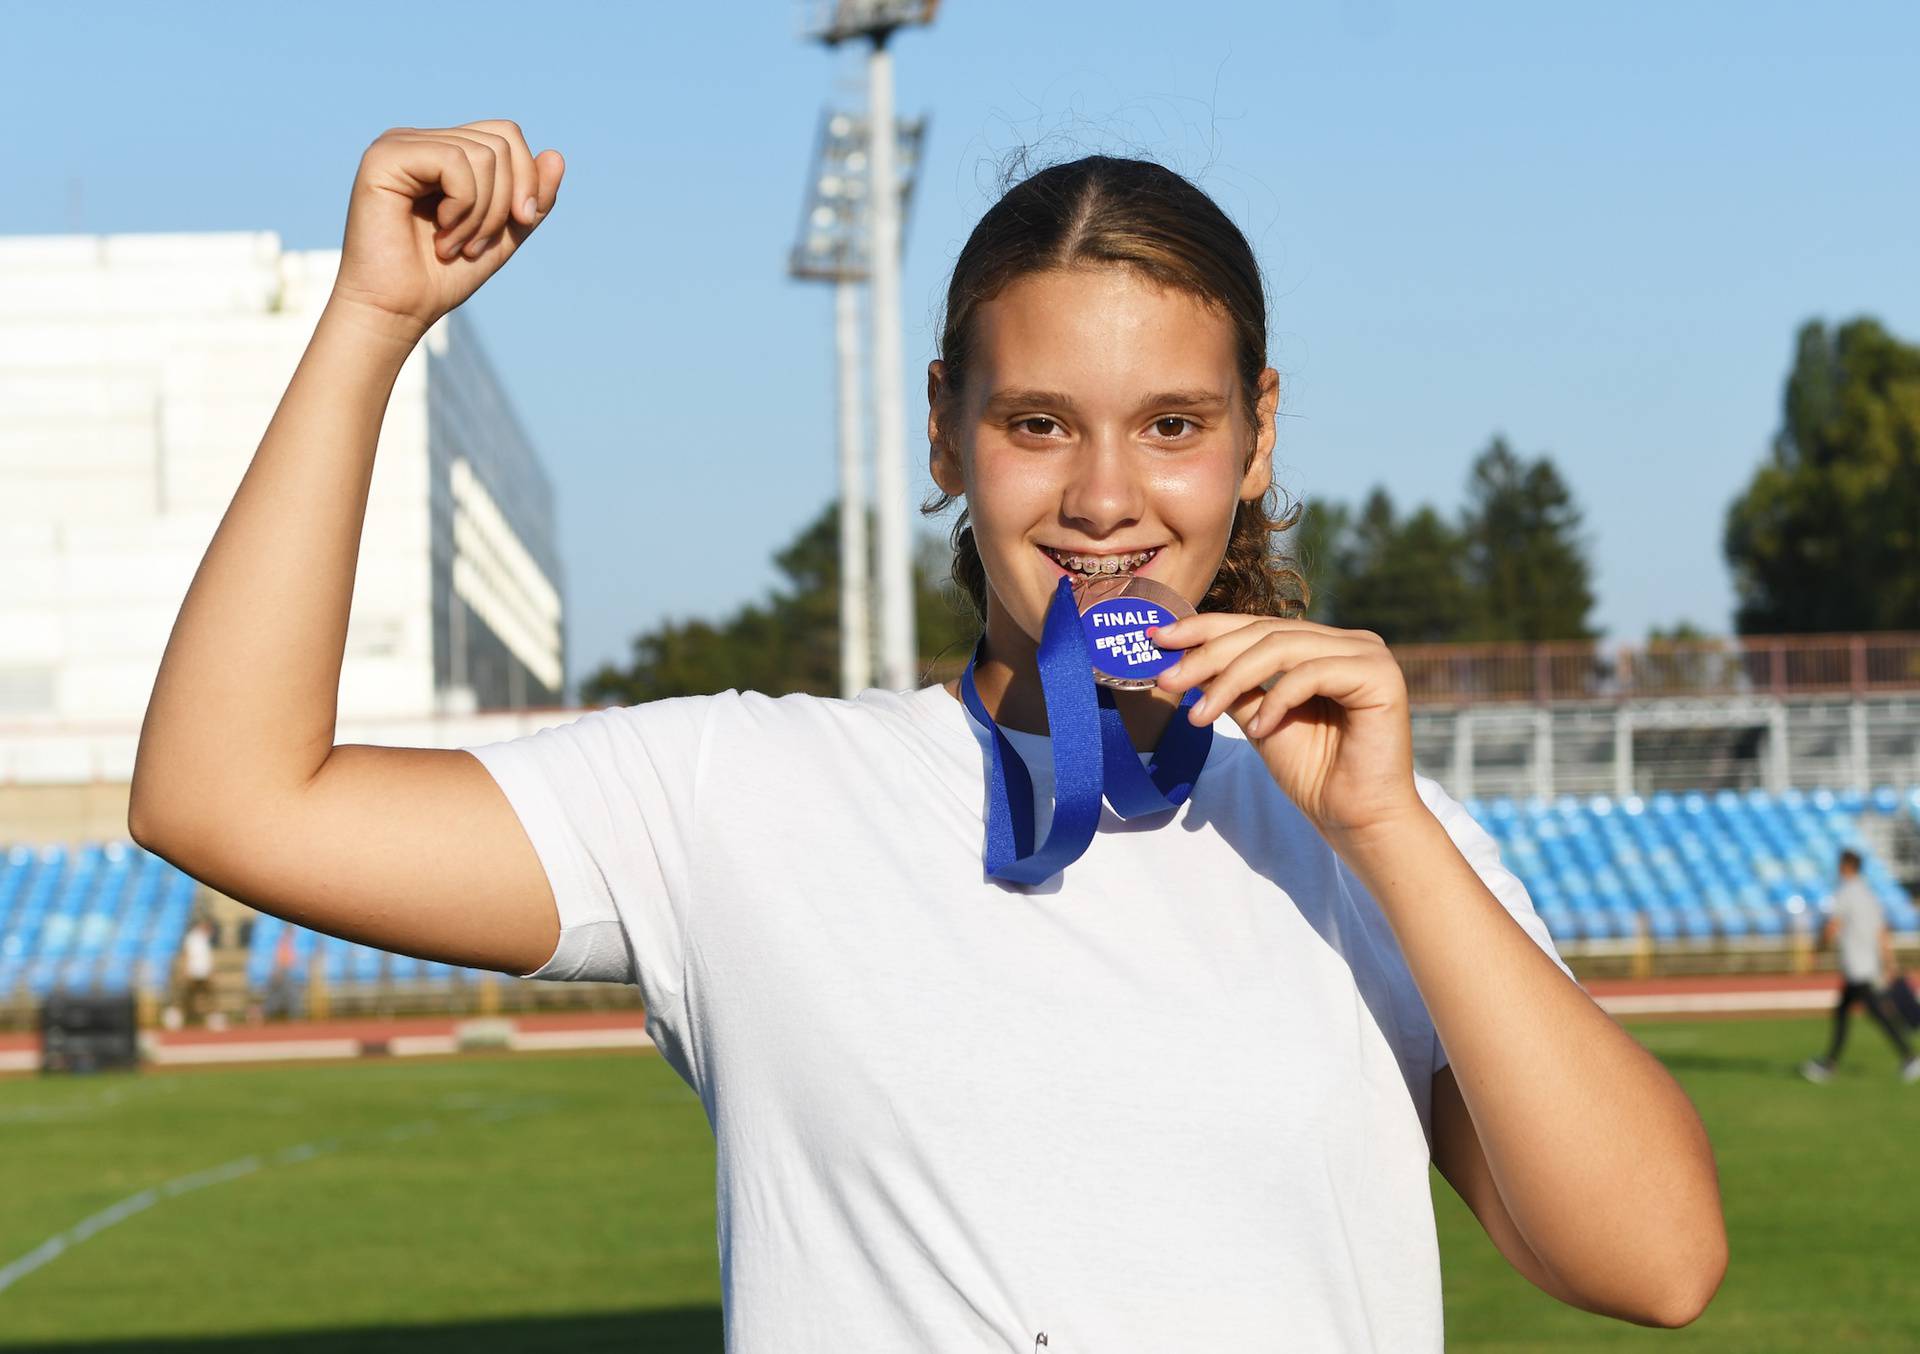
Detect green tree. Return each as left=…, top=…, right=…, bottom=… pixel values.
left=1296, top=437, right=1594, bottom=645
left=1460, top=436, right=1597, bottom=642
left=915, top=532, right=979, bottom=678
left=1290, top=498, right=1352, bottom=625
left=580, top=501, right=977, bottom=705
left=1333, top=490, right=1478, bottom=643
left=1724, top=317, right=1920, bottom=633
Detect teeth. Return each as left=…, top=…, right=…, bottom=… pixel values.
left=1046, top=547, right=1157, bottom=576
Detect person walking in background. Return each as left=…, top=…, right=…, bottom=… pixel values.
left=1801, top=849, right=1920, bottom=1083
left=181, top=916, right=215, bottom=1026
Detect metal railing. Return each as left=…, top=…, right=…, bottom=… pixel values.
left=1394, top=631, right=1920, bottom=707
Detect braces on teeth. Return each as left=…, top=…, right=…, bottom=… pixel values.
left=1046, top=547, right=1157, bottom=576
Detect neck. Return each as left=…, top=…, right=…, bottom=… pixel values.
left=947, top=606, right=1182, bottom=753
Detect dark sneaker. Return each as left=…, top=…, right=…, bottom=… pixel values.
left=1800, top=1059, right=1834, bottom=1084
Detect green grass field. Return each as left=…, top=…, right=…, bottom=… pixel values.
left=0, top=1016, right=1914, bottom=1351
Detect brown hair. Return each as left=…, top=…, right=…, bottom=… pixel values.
left=923, top=153, right=1307, bottom=621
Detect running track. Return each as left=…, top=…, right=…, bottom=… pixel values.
left=0, top=975, right=1866, bottom=1075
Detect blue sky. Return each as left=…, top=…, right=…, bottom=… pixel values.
left=11, top=1, right=1918, bottom=694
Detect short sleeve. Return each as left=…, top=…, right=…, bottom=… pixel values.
left=460, top=697, right=713, bottom=1011
left=1414, top=774, right=1578, bottom=1075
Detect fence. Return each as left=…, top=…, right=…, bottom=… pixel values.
left=1396, top=632, right=1920, bottom=707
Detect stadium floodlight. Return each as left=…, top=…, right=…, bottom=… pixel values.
left=797, top=0, right=937, bottom=690
left=803, top=0, right=939, bottom=46
left=788, top=109, right=926, bottom=284
left=789, top=108, right=927, bottom=698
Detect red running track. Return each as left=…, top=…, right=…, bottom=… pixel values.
left=1, top=973, right=1884, bottom=1074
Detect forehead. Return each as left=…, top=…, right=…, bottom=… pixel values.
left=967, top=266, right=1236, bottom=393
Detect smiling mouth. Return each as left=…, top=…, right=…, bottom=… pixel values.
left=1039, top=545, right=1162, bottom=577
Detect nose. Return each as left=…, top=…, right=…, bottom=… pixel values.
left=1058, top=427, right=1144, bottom=538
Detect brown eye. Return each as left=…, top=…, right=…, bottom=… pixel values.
left=1017, top=417, right=1060, bottom=437
left=1154, top=417, right=1197, bottom=438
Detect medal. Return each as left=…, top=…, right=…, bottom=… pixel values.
left=957, top=575, right=1214, bottom=885
left=1072, top=574, right=1197, bottom=690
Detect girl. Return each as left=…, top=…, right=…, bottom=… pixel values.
left=130, top=120, right=1725, bottom=1350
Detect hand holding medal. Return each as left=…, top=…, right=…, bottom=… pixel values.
left=1146, top=612, right=1426, bottom=847
left=1072, top=573, right=1196, bottom=689
left=959, top=574, right=1212, bottom=885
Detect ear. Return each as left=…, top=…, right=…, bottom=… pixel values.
left=927, top=359, right=965, bottom=497
left=1239, top=367, right=1280, bottom=501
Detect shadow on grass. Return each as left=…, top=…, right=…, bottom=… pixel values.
left=1656, top=1050, right=1813, bottom=1077
left=0, top=1306, right=722, bottom=1353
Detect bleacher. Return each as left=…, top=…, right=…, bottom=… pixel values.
left=0, top=840, right=507, bottom=1014
left=4, top=785, right=1917, bottom=1011
left=244, top=913, right=475, bottom=994
left=0, top=841, right=198, bottom=1000
left=1463, top=785, right=1920, bottom=945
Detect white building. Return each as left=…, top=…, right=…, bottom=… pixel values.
left=0, top=231, right=566, bottom=738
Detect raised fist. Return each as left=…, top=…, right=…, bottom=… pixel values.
left=330, top=120, right=564, bottom=343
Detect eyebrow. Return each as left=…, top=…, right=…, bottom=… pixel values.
left=981, top=387, right=1230, bottom=414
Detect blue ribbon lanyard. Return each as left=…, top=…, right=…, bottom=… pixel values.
left=958, top=576, right=1213, bottom=884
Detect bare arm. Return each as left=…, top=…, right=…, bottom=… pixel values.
left=1149, top=614, right=1729, bottom=1326
left=129, top=122, right=567, bottom=975
left=1347, top=811, right=1727, bottom=1328
left=1145, top=613, right=1729, bottom=1327
left=1430, top=1065, right=1583, bottom=1306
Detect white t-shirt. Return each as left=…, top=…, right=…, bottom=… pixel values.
left=1831, top=876, right=1885, bottom=983
left=183, top=925, right=214, bottom=980
left=462, top=683, right=1576, bottom=1352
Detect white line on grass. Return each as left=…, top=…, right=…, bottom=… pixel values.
left=0, top=1098, right=551, bottom=1297
left=0, top=1152, right=273, bottom=1295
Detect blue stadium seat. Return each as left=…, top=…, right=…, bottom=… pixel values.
left=233, top=920, right=507, bottom=997
left=349, top=944, right=382, bottom=985
left=1462, top=784, right=1920, bottom=948
left=247, top=914, right=285, bottom=988
left=0, top=843, right=227, bottom=996
left=15, top=797, right=1897, bottom=998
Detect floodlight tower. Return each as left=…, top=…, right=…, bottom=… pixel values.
left=806, top=0, right=938, bottom=692
left=790, top=110, right=927, bottom=697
